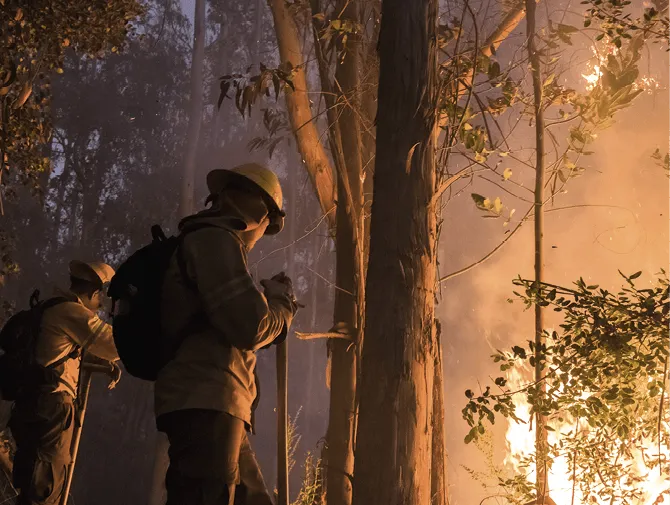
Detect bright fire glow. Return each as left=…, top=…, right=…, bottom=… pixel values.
left=582, top=63, right=603, bottom=91
left=581, top=46, right=610, bottom=92
left=504, top=361, right=669, bottom=504
left=581, top=46, right=660, bottom=94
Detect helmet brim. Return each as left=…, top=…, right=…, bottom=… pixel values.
left=69, top=260, right=114, bottom=285
left=207, top=169, right=284, bottom=235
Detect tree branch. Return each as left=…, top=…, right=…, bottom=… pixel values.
left=269, top=0, right=337, bottom=233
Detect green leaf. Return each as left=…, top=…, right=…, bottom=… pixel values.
left=558, top=23, right=578, bottom=34
left=471, top=193, right=487, bottom=208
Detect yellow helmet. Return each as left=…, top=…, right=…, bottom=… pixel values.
left=69, top=261, right=115, bottom=286
left=206, top=163, right=285, bottom=235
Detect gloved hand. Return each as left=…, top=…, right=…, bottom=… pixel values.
left=260, top=272, right=297, bottom=312
left=105, top=362, right=122, bottom=390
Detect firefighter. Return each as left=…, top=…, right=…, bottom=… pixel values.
left=155, top=163, right=298, bottom=505
left=9, top=260, right=121, bottom=505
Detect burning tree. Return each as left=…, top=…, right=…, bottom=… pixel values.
left=462, top=271, right=670, bottom=504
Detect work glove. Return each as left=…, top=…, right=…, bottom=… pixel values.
left=260, top=272, right=298, bottom=314
left=260, top=273, right=298, bottom=346
left=105, top=362, right=122, bottom=390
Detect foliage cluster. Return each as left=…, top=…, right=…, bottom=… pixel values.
left=462, top=272, right=669, bottom=503
left=0, top=0, right=143, bottom=200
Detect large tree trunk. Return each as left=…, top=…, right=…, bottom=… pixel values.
left=179, top=0, right=206, bottom=218
left=526, top=0, right=549, bottom=501
left=352, top=0, right=439, bottom=504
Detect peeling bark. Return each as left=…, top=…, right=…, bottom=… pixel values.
left=352, top=0, right=440, bottom=503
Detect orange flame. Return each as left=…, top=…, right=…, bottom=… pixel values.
left=504, top=361, right=669, bottom=504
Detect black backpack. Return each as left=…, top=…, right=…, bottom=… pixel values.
left=108, top=224, right=210, bottom=381
left=0, top=291, right=71, bottom=400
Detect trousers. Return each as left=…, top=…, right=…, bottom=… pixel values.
left=158, top=409, right=273, bottom=505
left=9, top=392, right=74, bottom=505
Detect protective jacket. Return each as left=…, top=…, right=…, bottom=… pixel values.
left=154, top=211, right=295, bottom=426
left=36, top=289, right=118, bottom=397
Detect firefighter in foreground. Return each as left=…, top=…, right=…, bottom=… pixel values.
left=155, top=163, right=298, bottom=505
left=9, top=261, right=121, bottom=505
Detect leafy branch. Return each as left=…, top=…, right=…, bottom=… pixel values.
left=462, top=271, right=670, bottom=502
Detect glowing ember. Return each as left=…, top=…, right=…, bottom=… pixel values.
left=504, top=361, right=669, bottom=504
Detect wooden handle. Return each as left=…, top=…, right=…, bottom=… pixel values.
left=276, top=339, right=289, bottom=505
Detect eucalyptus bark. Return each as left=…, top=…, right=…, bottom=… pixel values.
left=352, top=0, right=439, bottom=504
left=526, top=0, right=548, bottom=501
left=179, top=0, right=206, bottom=219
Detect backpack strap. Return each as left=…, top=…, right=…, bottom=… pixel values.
left=39, top=297, right=81, bottom=367
left=175, top=222, right=234, bottom=293
left=161, top=223, right=236, bottom=366
left=40, top=296, right=70, bottom=313
left=30, top=296, right=79, bottom=397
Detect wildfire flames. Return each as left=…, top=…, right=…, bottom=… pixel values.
left=504, top=363, right=669, bottom=504
left=581, top=45, right=660, bottom=94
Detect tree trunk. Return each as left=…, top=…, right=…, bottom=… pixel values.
left=268, top=0, right=337, bottom=232
left=324, top=3, right=365, bottom=505
left=179, top=0, right=206, bottom=219
left=526, top=0, right=548, bottom=501
left=247, top=0, right=265, bottom=137
left=352, top=0, right=439, bottom=504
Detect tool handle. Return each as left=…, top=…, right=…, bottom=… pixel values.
left=59, top=370, right=92, bottom=505
left=276, top=338, right=289, bottom=505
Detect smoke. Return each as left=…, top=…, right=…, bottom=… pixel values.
left=438, top=41, right=669, bottom=504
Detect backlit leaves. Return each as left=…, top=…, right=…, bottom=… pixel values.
left=0, top=0, right=143, bottom=196
left=219, top=63, right=296, bottom=119
left=462, top=271, right=669, bottom=501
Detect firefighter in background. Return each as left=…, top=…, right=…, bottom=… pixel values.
left=155, top=163, right=298, bottom=505
left=9, top=261, right=121, bottom=505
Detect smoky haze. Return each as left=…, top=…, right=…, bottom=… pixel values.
left=0, top=1, right=667, bottom=505
left=439, top=40, right=669, bottom=505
